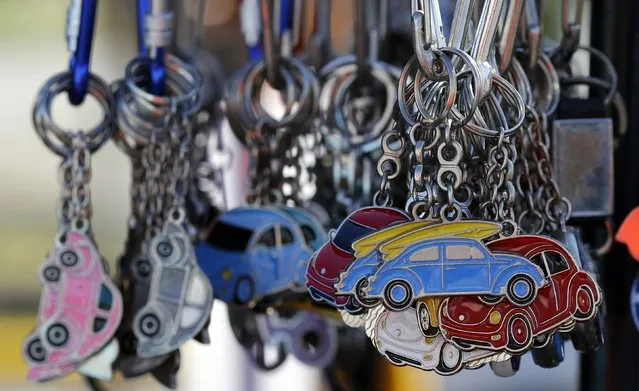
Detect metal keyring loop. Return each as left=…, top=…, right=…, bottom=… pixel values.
left=124, top=55, right=203, bottom=116
left=414, top=52, right=457, bottom=129
left=561, top=46, right=617, bottom=107
left=243, top=57, right=319, bottom=127
left=533, top=53, right=560, bottom=116
left=462, top=74, right=525, bottom=138
left=115, top=63, right=201, bottom=145
left=33, top=71, right=114, bottom=157
left=439, top=47, right=485, bottom=129
left=331, top=61, right=398, bottom=151
left=242, top=61, right=297, bottom=125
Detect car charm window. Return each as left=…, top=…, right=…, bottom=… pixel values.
left=207, top=221, right=254, bottom=252
left=256, top=228, right=277, bottom=248
left=544, top=252, right=570, bottom=275
left=409, top=246, right=440, bottom=262
left=300, top=225, right=317, bottom=244
left=332, top=220, right=374, bottom=253
left=445, top=244, right=483, bottom=260
left=530, top=254, right=550, bottom=277
left=280, top=227, right=295, bottom=245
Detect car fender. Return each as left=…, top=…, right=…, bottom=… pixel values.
left=337, top=265, right=379, bottom=293
left=367, top=269, right=422, bottom=297
left=567, top=272, right=600, bottom=311
left=490, top=265, right=545, bottom=295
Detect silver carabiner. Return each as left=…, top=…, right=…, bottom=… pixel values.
left=469, top=0, right=504, bottom=100
left=551, top=0, right=584, bottom=65
left=519, top=0, right=543, bottom=71
left=448, top=0, right=475, bottom=50
left=411, top=0, right=446, bottom=80
left=497, top=0, right=524, bottom=73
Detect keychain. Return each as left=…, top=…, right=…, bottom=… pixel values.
left=308, top=0, right=605, bottom=377
left=22, top=0, right=123, bottom=382
left=111, top=2, right=214, bottom=387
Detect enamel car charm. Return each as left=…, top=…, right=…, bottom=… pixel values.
left=439, top=235, right=602, bottom=354
left=133, top=221, right=214, bottom=357
left=23, top=230, right=123, bottom=382
left=197, top=207, right=324, bottom=305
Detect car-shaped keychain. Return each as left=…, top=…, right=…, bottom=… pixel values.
left=197, top=207, right=316, bottom=304
left=369, top=307, right=511, bottom=375
left=306, top=207, right=411, bottom=311
left=335, top=220, right=505, bottom=311
left=439, top=235, right=601, bottom=353
left=133, top=222, right=214, bottom=358
left=23, top=231, right=123, bottom=381
left=361, top=227, right=547, bottom=311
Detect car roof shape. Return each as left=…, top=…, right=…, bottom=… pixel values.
left=278, top=206, right=324, bottom=231
left=217, top=207, right=296, bottom=230
left=378, top=221, right=502, bottom=261
left=344, top=207, right=410, bottom=229
left=486, top=235, right=574, bottom=264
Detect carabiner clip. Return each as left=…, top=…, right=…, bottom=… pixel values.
left=552, top=0, right=583, bottom=65
left=411, top=0, right=446, bottom=80
left=137, top=0, right=173, bottom=96
left=496, top=0, right=524, bottom=73
left=519, top=0, right=543, bottom=71
left=67, top=0, right=98, bottom=106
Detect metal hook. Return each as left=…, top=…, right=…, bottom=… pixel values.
left=259, top=0, right=297, bottom=89
left=448, top=0, right=475, bottom=50
left=411, top=0, right=446, bottom=79
left=496, top=0, right=524, bottom=73
left=519, top=0, right=543, bottom=71
left=67, top=0, right=98, bottom=105
left=138, top=0, right=174, bottom=96
left=306, top=0, right=332, bottom=69
left=551, top=0, right=583, bottom=65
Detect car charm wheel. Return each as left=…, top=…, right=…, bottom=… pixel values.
left=43, top=265, right=61, bottom=282
left=235, top=276, right=254, bottom=304
left=490, top=356, right=520, bottom=377
left=506, top=275, right=536, bottom=306
left=574, top=287, right=595, bottom=320
left=355, top=279, right=380, bottom=308
left=60, top=250, right=79, bottom=267
left=157, top=241, right=174, bottom=258
left=507, top=315, right=533, bottom=353
left=139, top=314, right=161, bottom=337
left=417, top=302, right=439, bottom=337
left=135, top=259, right=152, bottom=278
left=25, top=337, right=47, bottom=363
left=383, top=280, right=413, bottom=311
left=46, top=323, right=69, bottom=347
left=437, top=342, right=462, bottom=375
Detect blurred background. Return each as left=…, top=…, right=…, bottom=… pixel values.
left=0, top=0, right=597, bottom=390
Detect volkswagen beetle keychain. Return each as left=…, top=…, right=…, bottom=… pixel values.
left=111, top=2, right=213, bottom=388
left=309, top=0, right=604, bottom=377
left=22, top=0, right=123, bottom=382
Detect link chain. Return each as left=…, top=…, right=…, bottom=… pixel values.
left=57, top=132, right=92, bottom=232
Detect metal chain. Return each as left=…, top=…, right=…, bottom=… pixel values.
left=515, top=106, right=571, bottom=233
left=57, top=132, right=93, bottom=232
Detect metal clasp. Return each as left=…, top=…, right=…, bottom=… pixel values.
left=67, top=0, right=98, bottom=105
left=551, top=0, right=584, bottom=65
left=137, top=0, right=174, bottom=96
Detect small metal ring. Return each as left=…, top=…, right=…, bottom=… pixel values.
left=33, top=71, right=114, bottom=157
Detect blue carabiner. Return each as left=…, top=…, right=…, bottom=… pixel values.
left=241, top=0, right=295, bottom=61
left=137, top=0, right=166, bottom=96
left=68, top=0, right=98, bottom=106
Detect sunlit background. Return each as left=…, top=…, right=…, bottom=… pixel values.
left=0, top=1, right=592, bottom=390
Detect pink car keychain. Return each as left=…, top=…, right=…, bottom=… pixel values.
left=24, top=231, right=123, bottom=381
left=23, top=26, right=122, bottom=381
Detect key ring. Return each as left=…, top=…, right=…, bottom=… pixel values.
left=33, top=71, right=114, bottom=157
left=462, top=74, right=526, bottom=138
left=330, top=61, right=398, bottom=153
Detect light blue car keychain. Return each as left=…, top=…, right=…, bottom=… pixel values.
left=196, top=206, right=324, bottom=304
